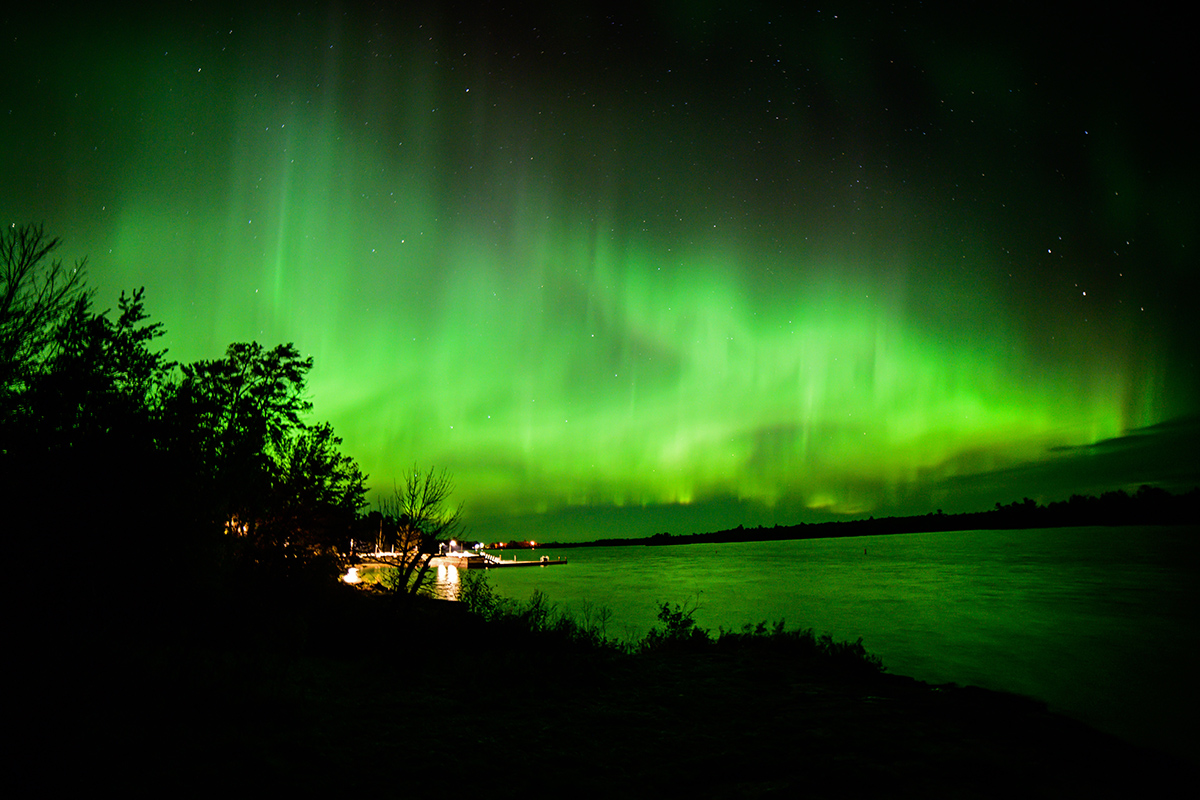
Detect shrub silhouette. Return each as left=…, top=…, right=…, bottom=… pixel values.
left=456, top=575, right=884, bottom=674
left=640, top=598, right=712, bottom=652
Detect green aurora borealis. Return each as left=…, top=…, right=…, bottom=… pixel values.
left=4, top=4, right=1197, bottom=540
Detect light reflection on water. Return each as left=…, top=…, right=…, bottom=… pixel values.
left=432, top=526, right=1198, bottom=763
left=354, top=562, right=464, bottom=599
left=433, top=563, right=461, bottom=599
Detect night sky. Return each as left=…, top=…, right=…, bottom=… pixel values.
left=4, top=3, right=1196, bottom=541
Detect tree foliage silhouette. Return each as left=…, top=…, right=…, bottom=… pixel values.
left=3, top=225, right=368, bottom=598
left=30, top=289, right=173, bottom=450
left=263, top=421, right=367, bottom=557
left=2, top=228, right=180, bottom=621
left=170, top=341, right=365, bottom=573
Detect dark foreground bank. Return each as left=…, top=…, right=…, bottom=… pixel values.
left=23, top=582, right=1185, bottom=800
left=29, top=584, right=1191, bottom=798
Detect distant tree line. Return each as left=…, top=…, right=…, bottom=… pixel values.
left=543, top=486, right=1200, bottom=550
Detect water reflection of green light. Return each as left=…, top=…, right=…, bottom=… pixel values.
left=463, top=527, right=1198, bottom=764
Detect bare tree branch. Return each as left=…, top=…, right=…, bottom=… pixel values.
left=1, top=223, right=89, bottom=397
left=376, top=465, right=464, bottom=596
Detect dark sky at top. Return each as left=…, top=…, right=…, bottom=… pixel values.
left=3, top=2, right=1196, bottom=539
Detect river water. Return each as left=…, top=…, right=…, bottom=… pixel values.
left=433, top=526, right=1198, bottom=763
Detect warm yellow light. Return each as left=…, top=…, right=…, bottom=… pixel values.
left=342, top=567, right=361, bottom=584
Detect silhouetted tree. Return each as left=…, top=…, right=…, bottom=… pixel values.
left=258, top=421, right=368, bottom=561
left=2, top=259, right=181, bottom=625
left=166, top=340, right=367, bottom=580
left=0, top=223, right=88, bottom=438
left=3, top=226, right=380, bottom=656
left=3, top=282, right=174, bottom=502
left=376, top=465, right=463, bottom=596
left=26, top=289, right=174, bottom=449
left=170, top=341, right=313, bottom=536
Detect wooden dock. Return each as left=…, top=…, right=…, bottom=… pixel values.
left=433, top=553, right=567, bottom=570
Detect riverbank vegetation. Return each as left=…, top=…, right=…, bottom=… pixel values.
left=456, top=571, right=883, bottom=673
left=51, top=570, right=1188, bottom=796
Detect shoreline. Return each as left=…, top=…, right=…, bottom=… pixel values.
left=31, top=576, right=1192, bottom=795
left=74, top=595, right=1191, bottom=796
